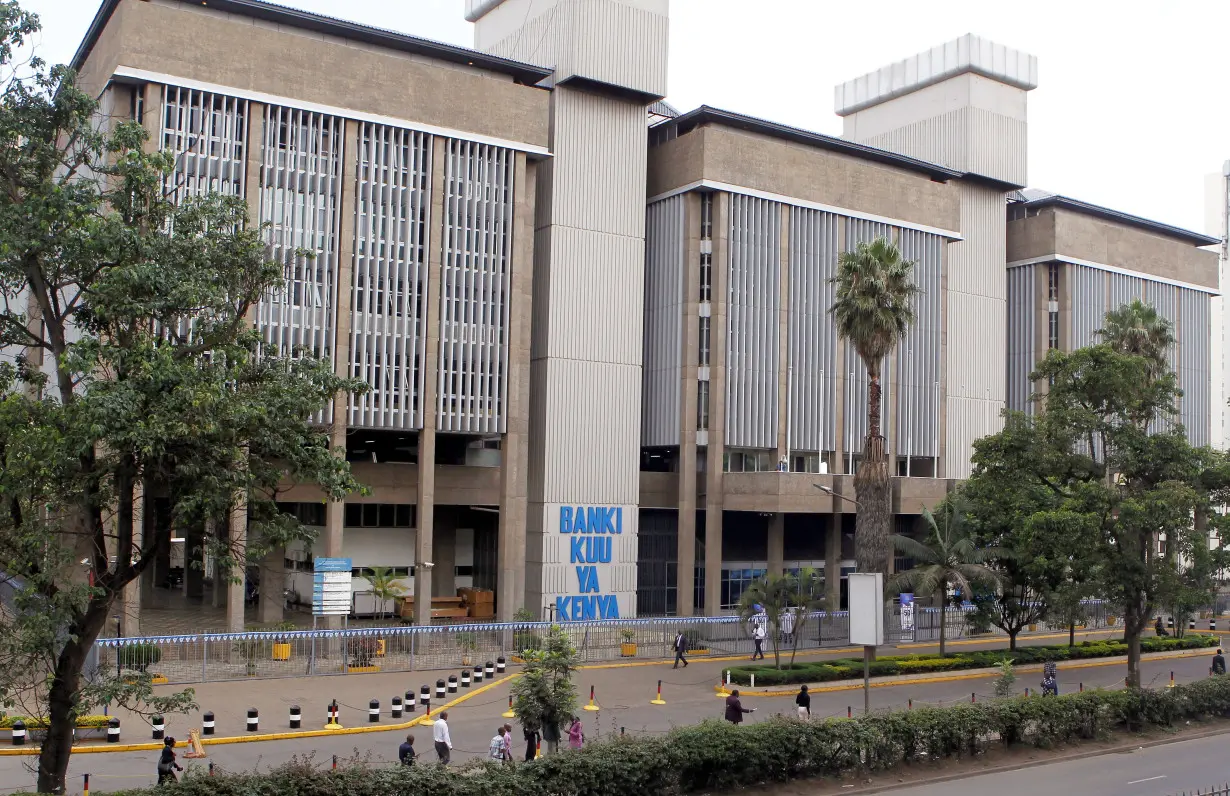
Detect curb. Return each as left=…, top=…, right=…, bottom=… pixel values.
left=714, top=647, right=1216, bottom=697
left=0, top=673, right=521, bottom=756
left=575, top=627, right=1155, bottom=671
left=843, top=722, right=1230, bottom=795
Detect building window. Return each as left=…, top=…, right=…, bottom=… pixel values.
left=698, top=316, right=711, bottom=366
left=790, top=452, right=823, bottom=474
left=343, top=503, right=415, bottom=528
left=723, top=449, right=773, bottom=473
left=697, top=380, right=710, bottom=431
left=275, top=502, right=327, bottom=527
left=1048, top=262, right=1060, bottom=350
left=721, top=567, right=767, bottom=610
left=699, top=193, right=713, bottom=302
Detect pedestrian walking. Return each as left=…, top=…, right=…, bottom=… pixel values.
left=432, top=711, right=453, bottom=764
left=1211, top=648, right=1226, bottom=676
left=567, top=715, right=585, bottom=750
left=156, top=737, right=183, bottom=785
left=398, top=733, right=416, bottom=766
left=1155, top=616, right=1169, bottom=637
left=501, top=724, right=514, bottom=762
left=751, top=623, right=767, bottom=660
left=795, top=684, right=810, bottom=719
left=523, top=722, right=540, bottom=761
left=781, top=611, right=795, bottom=647
left=673, top=630, right=689, bottom=668
left=724, top=689, right=755, bottom=725
left=1041, top=660, right=1059, bottom=696
left=489, top=726, right=507, bottom=761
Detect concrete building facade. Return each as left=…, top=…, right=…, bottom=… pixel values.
left=64, top=1, right=1220, bottom=631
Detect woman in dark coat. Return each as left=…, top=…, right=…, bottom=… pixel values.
left=724, top=690, right=755, bottom=724
left=157, top=737, right=182, bottom=785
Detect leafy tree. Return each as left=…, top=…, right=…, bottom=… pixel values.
left=829, top=237, right=918, bottom=578
left=1099, top=299, right=1175, bottom=382
left=888, top=500, right=1004, bottom=656
left=0, top=5, right=362, bottom=790
left=783, top=567, right=825, bottom=667
left=965, top=336, right=1222, bottom=687
left=511, top=625, right=577, bottom=747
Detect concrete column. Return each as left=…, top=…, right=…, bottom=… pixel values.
left=776, top=206, right=791, bottom=469
left=211, top=518, right=226, bottom=608
left=497, top=154, right=535, bottom=621
left=258, top=545, right=285, bottom=624
left=415, top=136, right=448, bottom=627
left=704, top=192, right=731, bottom=616
left=433, top=526, right=457, bottom=598
left=676, top=192, right=702, bottom=617
left=767, top=513, right=785, bottom=577
left=226, top=496, right=248, bottom=634
left=121, top=480, right=145, bottom=637
left=825, top=512, right=842, bottom=610
left=321, top=117, right=360, bottom=575
left=937, top=242, right=949, bottom=478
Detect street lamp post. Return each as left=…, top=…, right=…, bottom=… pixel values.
left=813, top=483, right=860, bottom=509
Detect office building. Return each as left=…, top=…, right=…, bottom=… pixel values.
left=63, top=0, right=1218, bottom=631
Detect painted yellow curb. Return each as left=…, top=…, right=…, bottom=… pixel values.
left=0, top=673, right=521, bottom=756
left=576, top=627, right=1145, bottom=671
left=714, top=648, right=1217, bottom=697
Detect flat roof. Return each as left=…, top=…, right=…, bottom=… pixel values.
left=656, top=106, right=964, bottom=182
left=71, top=0, right=554, bottom=85
left=1015, top=190, right=1220, bottom=247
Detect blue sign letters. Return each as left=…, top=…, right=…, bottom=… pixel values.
left=556, top=506, right=623, bottom=620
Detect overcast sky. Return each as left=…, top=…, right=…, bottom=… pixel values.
left=20, top=0, right=1230, bottom=235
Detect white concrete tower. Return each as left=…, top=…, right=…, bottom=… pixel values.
left=1204, top=164, right=1229, bottom=451
left=835, top=34, right=1038, bottom=479
left=466, top=0, right=669, bottom=619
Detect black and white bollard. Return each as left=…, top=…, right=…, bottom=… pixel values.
left=1212, top=618, right=1218, bottom=632
left=247, top=708, right=259, bottom=733
left=10, top=720, right=25, bottom=746
left=485, top=661, right=495, bottom=679
left=496, top=657, right=506, bottom=674
left=406, top=690, right=417, bottom=714
left=391, top=696, right=403, bottom=719
left=435, top=679, right=446, bottom=700
left=202, top=711, right=215, bottom=736
left=289, top=705, right=301, bottom=729
left=447, top=675, right=458, bottom=694
left=152, top=715, right=165, bottom=740
left=1191, top=619, right=1197, bottom=631
left=473, top=666, right=483, bottom=684
left=107, top=718, right=120, bottom=743
left=461, top=670, right=471, bottom=688
left=369, top=699, right=380, bottom=723
left=1168, top=617, right=1175, bottom=629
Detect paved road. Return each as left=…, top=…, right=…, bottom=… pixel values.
left=889, top=732, right=1230, bottom=796
left=2, top=646, right=1223, bottom=794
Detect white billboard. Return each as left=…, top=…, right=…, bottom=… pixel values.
left=848, top=572, right=884, bottom=646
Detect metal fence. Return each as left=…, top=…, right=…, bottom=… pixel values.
left=87, top=603, right=1096, bottom=685
left=1171, top=786, right=1230, bottom=796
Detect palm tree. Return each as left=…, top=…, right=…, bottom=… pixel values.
left=784, top=567, right=826, bottom=666
left=889, top=501, right=1005, bottom=656
left=366, top=566, right=403, bottom=622
left=1098, top=299, right=1174, bottom=379
left=736, top=572, right=795, bottom=669
left=830, top=237, right=919, bottom=576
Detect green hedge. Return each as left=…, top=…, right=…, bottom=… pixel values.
left=0, top=715, right=111, bottom=729
left=725, top=635, right=1220, bottom=686
left=94, top=677, right=1230, bottom=796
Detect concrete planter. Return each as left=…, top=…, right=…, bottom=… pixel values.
left=620, top=643, right=637, bottom=657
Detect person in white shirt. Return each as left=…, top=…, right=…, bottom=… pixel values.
left=781, top=610, right=795, bottom=646
left=752, top=623, right=767, bottom=660
left=489, top=726, right=506, bottom=761
left=433, top=711, right=453, bottom=764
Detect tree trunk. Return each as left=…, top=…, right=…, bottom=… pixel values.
left=853, top=441, right=890, bottom=577
left=1124, top=600, right=1142, bottom=688
left=938, top=584, right=947, bottom=657
left=1069, top=622, right=1075, bottom=647
left=37, top=603, right=111, bottom=793
left=1009, top=630, right=1018, bottom=651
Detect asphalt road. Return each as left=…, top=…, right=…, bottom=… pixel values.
left=888, top=732, right=1230, bottom=796
left=2, top=650, right=1223, bottom=794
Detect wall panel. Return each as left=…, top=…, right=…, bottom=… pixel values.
left=787, top=207, right=838, bottom=453
left=725, top=195, right=781, bottom=450
left=641, top=196, right=686, bottom=446
left=1005, top=264, right=1036, bottom=412
left=895, top=229, right=943, bottom=457
left=348, top=124, right=431, bottom=430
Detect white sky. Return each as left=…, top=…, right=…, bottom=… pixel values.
left=21, top=0, right=1230, bottom=234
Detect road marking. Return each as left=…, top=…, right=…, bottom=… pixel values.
left=1126, top=775, right=1166, bottom=784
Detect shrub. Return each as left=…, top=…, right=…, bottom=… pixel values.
left=0, top=714, right=110, bottom=729
left=725, top=635, right=1218, bottom=686
left=100, top=678, right=1230, bottom=796
left=117, top=643, right=162, bottom=672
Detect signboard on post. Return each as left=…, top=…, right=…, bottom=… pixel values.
left=848, top=573, right=885, bottom=646
left=900, top=593, right=915, bottom=632
left=848, top=572, right=884, bottom=716
left=312, top=558, right=352, bottom=617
